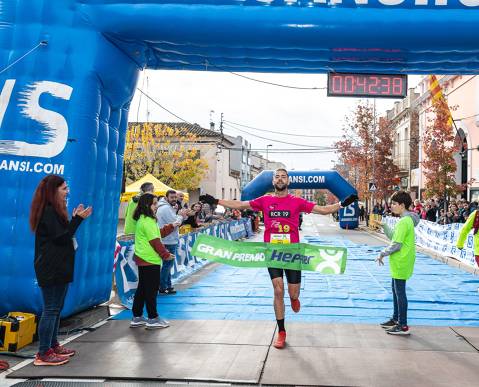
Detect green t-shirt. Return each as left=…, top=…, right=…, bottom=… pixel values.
left=124, top=199, right=138, bottom=234
left=390, top=216, right=416, bottom=280
left=134, top=215, right=162, bottom=265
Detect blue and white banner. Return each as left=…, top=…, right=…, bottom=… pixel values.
left=383, top=217, right=476, bottom=268
left=114, top=219, right=249, bottom=308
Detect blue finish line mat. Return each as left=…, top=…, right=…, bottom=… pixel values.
left=113, top=236, right=479, bottom=326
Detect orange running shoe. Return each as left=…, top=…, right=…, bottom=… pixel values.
left=273, top=331, right=286, bottom=349
left=291, top=297, right=301, bottom=313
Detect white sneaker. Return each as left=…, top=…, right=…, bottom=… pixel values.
left=130, top=316, right=147, bottom=328
left=145, top=317, right=170, bottom=329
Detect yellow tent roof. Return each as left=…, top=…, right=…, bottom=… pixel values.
left=121, top=173, right=189, bottom=202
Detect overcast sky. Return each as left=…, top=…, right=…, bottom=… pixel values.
left=130, top=71, right=422, bottom=171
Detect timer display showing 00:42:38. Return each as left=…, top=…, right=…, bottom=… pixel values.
left=327, top=73, right=407, bottom=98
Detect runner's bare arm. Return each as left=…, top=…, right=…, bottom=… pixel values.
left=312, top=203, right=341, bottom=215
left=199, top=194, right=252, bottom=210
left=219, top=199, right=252, bottom=210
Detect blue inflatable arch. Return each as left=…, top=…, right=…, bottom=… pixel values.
left=1, top=0, right=478, bottom=316
left=241, top=170, right=359, bottom=229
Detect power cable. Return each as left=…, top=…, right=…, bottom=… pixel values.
left=136, top=88, right=191, bottom=124
left=454, top=112, right=479, bottom=121
left=223, top=120, right=341, bottom=138
left=207, top=62, right=327, bottom=90
left=223, top=122, right=332, bottom=149
left=226, top=71, right=327, bottom=90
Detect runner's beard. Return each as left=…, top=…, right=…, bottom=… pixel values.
left=274, top=183, right=288, bottom=192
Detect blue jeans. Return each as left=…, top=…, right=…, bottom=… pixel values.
left=392, top=278, right=408, bottom=326
left=38, top=284, right=69, bottom=354
left=160, top=244, right=177, bottom=291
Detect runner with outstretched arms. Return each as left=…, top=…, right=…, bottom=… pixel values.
left=200, top=168, right=357, bottom=349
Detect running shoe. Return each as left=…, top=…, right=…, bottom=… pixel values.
left=273, top=331, right=287, bottom=349
left=52, top=343, right=76, bottom=357
left=290, top=298, right=300, bottom=313
left=130, top=316, right=147, bottom=328
left=34, top=348, right=69, bottom=366
left=146, top=317, right=170, bottom=329
left=386, top=325, right=410, bottom=336
left=380, top=318, right=397, bottom=329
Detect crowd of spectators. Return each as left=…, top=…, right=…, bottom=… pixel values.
left=370, top=197, right=477, bottom=225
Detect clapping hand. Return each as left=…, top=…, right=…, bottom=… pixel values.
left=73, top=204, right=93, bottom=219
left=178, top=209, right=189, bottom=218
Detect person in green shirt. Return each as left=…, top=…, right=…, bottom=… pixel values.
left=124, top=182, right=154, bottom=235
left=130, top=193, right=174, bottom=330
left=456, top=210, right=479, bottom=268
left=376, top=191, right=419, bottom=336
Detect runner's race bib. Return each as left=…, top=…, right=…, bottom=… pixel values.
left=270, top=234, right=291, bottom=244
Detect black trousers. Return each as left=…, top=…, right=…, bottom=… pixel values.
left=132, top=265, right=161, bottom=319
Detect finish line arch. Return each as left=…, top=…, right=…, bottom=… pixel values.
left=1, top=0, right=478, bottom=316
left=241, top=170, right=359, bottom=229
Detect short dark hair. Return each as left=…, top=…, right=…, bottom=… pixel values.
left=140, top=182, right=154, bottom=193
left=166, top=189, right=176, bottom=197
left=133, top=193, right=157, bottom=220
left=274, top=168, right=288, bottom=176
left=390, top=191, right=412, bottom=209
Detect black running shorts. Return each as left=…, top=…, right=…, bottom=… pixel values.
left=268, top=268, right=301, bottom=284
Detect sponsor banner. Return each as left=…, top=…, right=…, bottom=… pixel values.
left=383, top=216, right=476, bottom=267
left=192, top=234, right=347, bottom=274
left=114, top=219, right=249, bottom=308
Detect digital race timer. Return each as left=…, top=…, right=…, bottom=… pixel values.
left=327, top=73, right=407, bottom=98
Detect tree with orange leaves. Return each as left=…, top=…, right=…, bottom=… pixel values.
left=335, top=103, right=399, bottom=206
left=422, top=97, right=462, bottom=200
left=124, top=122, right=208, bottom=191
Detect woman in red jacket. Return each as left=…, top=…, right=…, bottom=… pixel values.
left=30, top=175, right=92, bottom=366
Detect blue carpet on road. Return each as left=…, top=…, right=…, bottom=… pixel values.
left=113, top=235, right=479, bottom=326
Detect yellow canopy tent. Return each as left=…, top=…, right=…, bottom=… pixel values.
left=121, top=173, right=189, bottom=202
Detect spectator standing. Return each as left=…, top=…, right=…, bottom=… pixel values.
left=426, top=201, right=437, bottom=222
left=30, top=175, right=92, bottom=366
left=130, top=193, right=174, bottom=329
left=156, top=190, right=188, bottom=295
left=184, top=202, right=203, bottom=229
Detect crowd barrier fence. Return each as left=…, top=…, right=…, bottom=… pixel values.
left=114, top=219, right=253, bottom=308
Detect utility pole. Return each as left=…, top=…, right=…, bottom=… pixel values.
left=220, top=112, right=224, bottom=143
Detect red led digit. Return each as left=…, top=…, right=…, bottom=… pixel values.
left=344, top=76, right=355, bottom=93
left=381, top=77, right=391, bottom=95
left=332, top=75, right=342, bottom=93
left=355, top=75, right=366, bottom=94
left=392, top=77, right=403, bottom=95
left=368, top=76, right=379, bottom=94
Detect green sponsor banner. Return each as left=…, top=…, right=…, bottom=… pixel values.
left=191, top=234, right=347, bottom=274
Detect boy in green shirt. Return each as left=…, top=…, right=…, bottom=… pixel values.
left=376, top=191, right=419, bottom=336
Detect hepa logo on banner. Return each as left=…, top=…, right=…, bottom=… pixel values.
left=0, top=80, right=73, bottom=158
